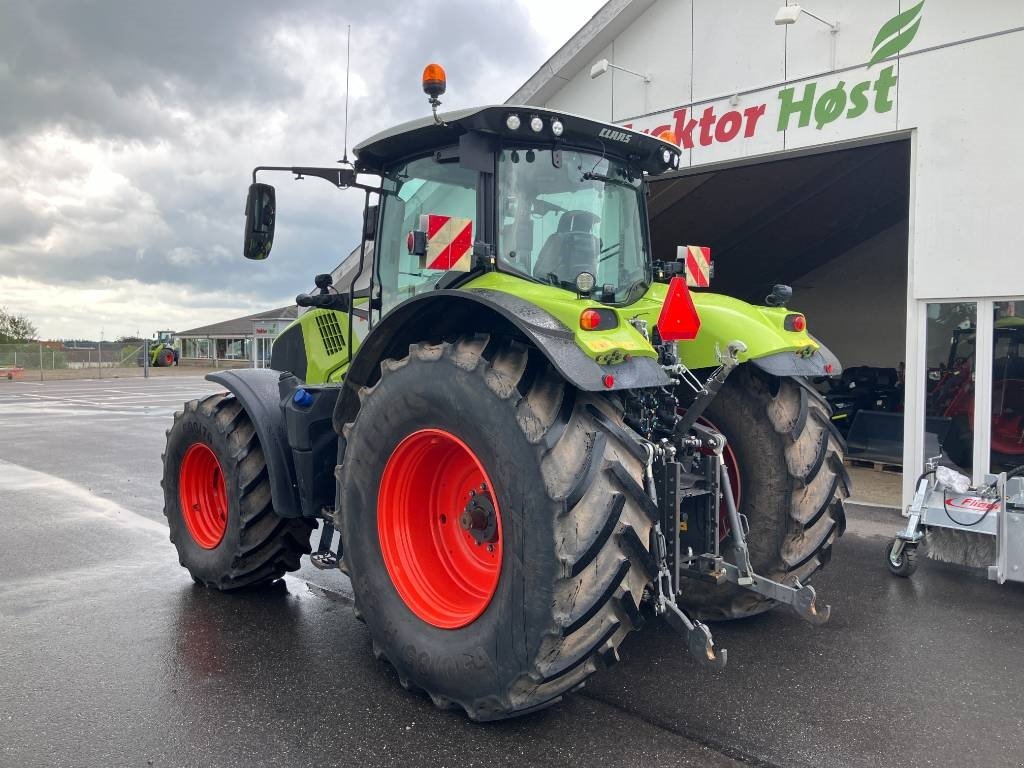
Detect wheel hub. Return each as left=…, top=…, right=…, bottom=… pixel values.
left=460, top=488, right=498, bottom=545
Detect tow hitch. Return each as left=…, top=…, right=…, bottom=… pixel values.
left=642, top=443, right=727, bottom=670
left=637, top=339, right=832, bottom=667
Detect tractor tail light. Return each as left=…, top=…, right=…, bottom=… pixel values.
left=579, top=308, right=618, bottom=331
left=657, top=276, right=701, bottom=342
left=785, top=313, right=807, bottom=332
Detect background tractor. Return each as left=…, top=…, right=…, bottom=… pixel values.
left=138, top=330, right=179, bottom=367
left=929, top=317, right=1024, bottom=470
left=161, top=66, right=848, bottom=721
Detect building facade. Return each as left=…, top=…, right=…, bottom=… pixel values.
left=176, top=306, right=297, bottom=368
left=510, top=0, right=1024, bottom=503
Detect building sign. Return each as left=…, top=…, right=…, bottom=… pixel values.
left=253, top=322, right=280, bottom=336
left=623, top=2, right=924, bottom=152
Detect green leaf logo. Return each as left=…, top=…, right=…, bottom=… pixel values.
left=869, top=1, right=925, bottom=66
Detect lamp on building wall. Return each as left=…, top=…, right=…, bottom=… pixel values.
left=589, top=58, right=651, bottom=84
left=774, top=3, right=839, bottom=69
left=774, top=4, right=839, bottom=33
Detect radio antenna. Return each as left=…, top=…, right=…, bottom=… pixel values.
left=341, top=24, right=352, bottom=165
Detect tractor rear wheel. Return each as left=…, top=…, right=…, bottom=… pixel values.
left=677, top=366, right=849, bottom=620
left=162, top=393, right=314, bottom=589
left=339, top=335, right=657, bottom=721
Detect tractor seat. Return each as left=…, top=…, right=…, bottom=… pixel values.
left=532, top=210, right=600, bottom=285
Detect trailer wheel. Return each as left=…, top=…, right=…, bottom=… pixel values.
left=339, top=335, right=657, bottom=721
left=162, top=393, right=314, bottom=589
left=677, top=366, right=849, bottom=620
left=886, top=538, right=919, bottom=577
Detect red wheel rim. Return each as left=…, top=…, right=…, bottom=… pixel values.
left=378, top=428, right=503, bottom=629
left=179, top=442, right=228, bottom=549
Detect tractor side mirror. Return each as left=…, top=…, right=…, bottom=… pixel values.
left=363, top=204, right=378, bottom=242
left=244, top=182, right=276, bottom=260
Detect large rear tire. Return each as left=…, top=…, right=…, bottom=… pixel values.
left=677, top=367, right=849, bottom=620
left=162, top=393, right=314, bottom=590
left=339, top=335, right=658, bottom=721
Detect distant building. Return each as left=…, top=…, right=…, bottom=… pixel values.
left=176, top=306, right=297, bottom=367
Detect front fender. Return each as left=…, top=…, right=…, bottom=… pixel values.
left=206, top=369, right=302, bottom=518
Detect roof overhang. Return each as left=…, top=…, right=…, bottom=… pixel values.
left=354, top=104, right=680, bottom=175
left=506, top=0, right=656, bottom=106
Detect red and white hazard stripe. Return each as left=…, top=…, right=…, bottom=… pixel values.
left=678, top=245, right=711, bottom=288
left=421, top=214, right=473, bottom=271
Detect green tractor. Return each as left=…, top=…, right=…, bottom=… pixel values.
left=162, top=67, right=848, bottom=721
left=138, top=330, right=179, bottom=367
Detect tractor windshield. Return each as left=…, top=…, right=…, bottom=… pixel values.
left=497, top=148, right=650, bottom=304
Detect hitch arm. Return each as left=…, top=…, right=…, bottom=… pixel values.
left=659, top=593, right=728, bottom=669
left=674, top=340, right=746, bottom=436
left=719, top=564, right=830, bottom=625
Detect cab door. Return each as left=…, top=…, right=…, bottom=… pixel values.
left=376, top=153, right=479, bottom=315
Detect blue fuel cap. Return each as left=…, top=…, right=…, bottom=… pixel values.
left=292, top=389, right=314, bottom=408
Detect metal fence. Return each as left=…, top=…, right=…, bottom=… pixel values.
left=0, top=342, right=168, bottom=381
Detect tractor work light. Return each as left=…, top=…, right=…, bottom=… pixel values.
left=551, top=118, right=564, bottom=137
left=575, top=271, right=596, bottom=294
left=529, top=115, right=544, bottom=133
left=662, top=149, right=672, bottom=165
left=506, top=113, right=521, bottom=130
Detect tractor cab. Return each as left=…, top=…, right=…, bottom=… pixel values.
left=354, top=104, right=680, bottom=313
left=243, top=66, right=682, bottom=325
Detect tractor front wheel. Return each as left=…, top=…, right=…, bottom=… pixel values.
left=339, top=335, right=657, bottom=720
left=677, top=366, right=849, bottom=620
left=162, top=393, right=314, bottom=589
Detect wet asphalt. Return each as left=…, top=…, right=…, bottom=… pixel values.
left=1, top=376, right=1022, bottom=768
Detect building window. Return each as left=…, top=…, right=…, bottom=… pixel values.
left=184, top=338, right=211, bottom=359
left=924, top=302, right=978, bottom=474
left=991, top=301, right=1023, bottom=472
left=216, top=338, right=249, bottom=360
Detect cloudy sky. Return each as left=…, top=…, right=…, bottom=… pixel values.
left=0, top=0, right=605, bottom=340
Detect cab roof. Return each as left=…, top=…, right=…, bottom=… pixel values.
left=353, top=105, right=681, bottom=175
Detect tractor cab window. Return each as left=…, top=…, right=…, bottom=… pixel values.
left=377, top=154, right=477, bottom=313
left=497, top=147, right=649, bottom=305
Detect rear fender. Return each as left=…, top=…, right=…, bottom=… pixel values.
left=333, top=289, right=670, bottom=429
left=685, top=293, right=843, bottom=378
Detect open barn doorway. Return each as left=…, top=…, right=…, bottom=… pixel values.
left=648, top=137, right=912, bottom=508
